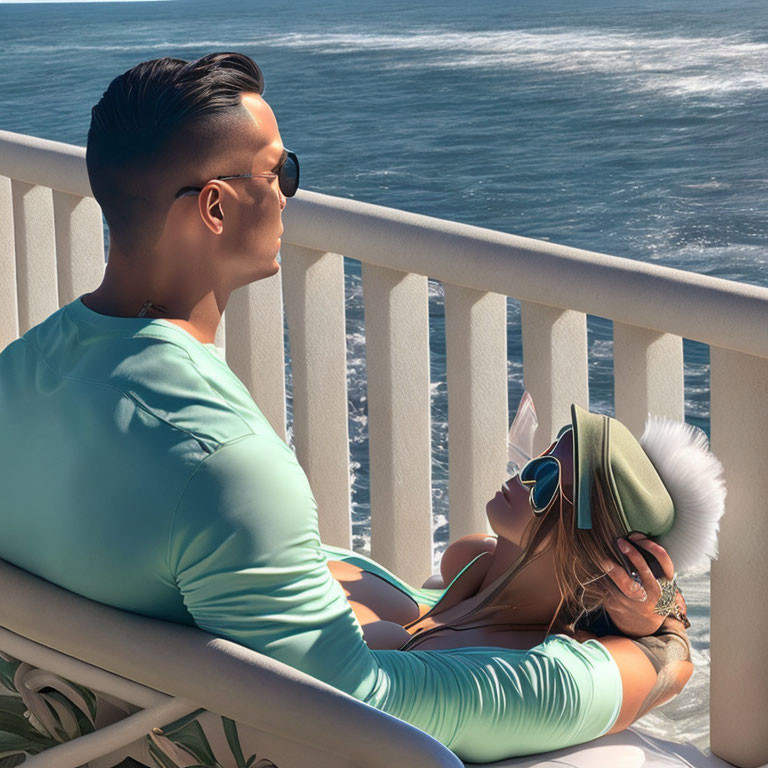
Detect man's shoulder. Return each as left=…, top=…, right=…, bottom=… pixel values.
left=173, top=432, right=313, bottom=528
left=116, top=338, right=277, bottom=449
left=79, top=330, right=273, bottom=449
left=2, top=315, right=275, bottom=455
left=188, top=430, right=304, bottom=484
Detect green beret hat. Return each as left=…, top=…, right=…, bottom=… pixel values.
left=569, top=403, right=726, bottom=576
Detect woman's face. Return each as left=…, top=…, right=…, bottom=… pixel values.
left=486, top=428, right=574, bottom=547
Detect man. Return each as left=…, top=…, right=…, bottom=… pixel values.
left=82, top=55, right=288, bottom=340
left=0, top=52, right=672, bottom=763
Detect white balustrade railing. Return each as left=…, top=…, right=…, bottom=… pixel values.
left=1, top=128, right=767, bottom=768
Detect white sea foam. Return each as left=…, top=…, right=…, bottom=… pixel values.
left=427, top=278, right=445, bottom=300
left=588, top=337, right=614, bottom=360
left=15, top=27, right=767, bottom=101
left=234, top=27, right=768, bottom=99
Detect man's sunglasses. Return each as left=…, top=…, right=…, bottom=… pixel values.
left=516, top=426, right=574, bottom=514
left=174, top=149, right=300, bottom=200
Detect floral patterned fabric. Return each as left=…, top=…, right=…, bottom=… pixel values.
left=0, top=652, right=278, bottom=768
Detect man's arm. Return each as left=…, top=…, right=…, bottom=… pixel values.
left=167, top=433, right=381, bottom=702
left=167, top=433, right=625, bottom=763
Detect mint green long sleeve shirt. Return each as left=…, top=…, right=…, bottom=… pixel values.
left=0, top=295, right=622, bottom=763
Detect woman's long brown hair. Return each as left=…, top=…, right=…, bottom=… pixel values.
left=546, top=468, right=628, bottom=634
left=473, top=465, right=627, bottom=636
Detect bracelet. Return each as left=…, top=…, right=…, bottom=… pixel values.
left=673, top=591, right=691, bottom=630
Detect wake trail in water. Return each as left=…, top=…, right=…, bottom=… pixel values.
left=14, top=27, right=768, bottom=99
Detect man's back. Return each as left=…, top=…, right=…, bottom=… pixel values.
left=0, top=295, right=265, bottom=623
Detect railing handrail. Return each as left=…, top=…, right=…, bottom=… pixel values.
left=0, top=129, right=92, bottom=197
left=4, top=127, right=768, bottom=768
left=282, top=190, right=768, bottom=358
left=3, top=127, right=768, bottom=359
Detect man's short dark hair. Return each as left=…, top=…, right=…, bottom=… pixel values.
left=86, top=52, right=265, bottom=254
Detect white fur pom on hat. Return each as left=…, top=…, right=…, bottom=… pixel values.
left=639, top=415, right=727, bottom=576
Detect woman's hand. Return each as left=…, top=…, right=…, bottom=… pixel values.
left=599, top=533, right=676, bottom=637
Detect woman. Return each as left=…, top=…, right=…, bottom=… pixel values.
left=324, top=403, right=725, bottom=736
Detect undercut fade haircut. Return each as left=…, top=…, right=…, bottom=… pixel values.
left=86, top=52, right=265, bottom=255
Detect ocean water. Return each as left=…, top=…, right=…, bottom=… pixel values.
left=3, top=0, right=767, bottom=754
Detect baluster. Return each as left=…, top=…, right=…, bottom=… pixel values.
left=362, top=264, right=432, bottom=585
left=281, top=244, right=352, bottom=549
left=214, top=306, right=226, bottom=355
left=613, top=322, right=684, bottom=437
left=520, top=301, right=589, bottom=454
left=52, top=191, right=105, bottom=306
left=709, top=346, right=768, bottom=768
left=0, top=176, right=18, bottom=349
left=225, top=273, right=287, bottom=443
left=11, top=181, right=57, bottom=335
left=444, top=284, right=507, bottom=542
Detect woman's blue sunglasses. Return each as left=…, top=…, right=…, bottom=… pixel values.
left=517, top=426, right=574, bottom=514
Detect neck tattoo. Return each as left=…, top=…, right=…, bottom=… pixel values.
left=137, top=300, right=168, bottom=318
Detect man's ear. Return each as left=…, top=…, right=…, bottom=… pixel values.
left=199, top=183, right=224, bottom=235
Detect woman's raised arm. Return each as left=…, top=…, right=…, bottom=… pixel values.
left=568, top=535, right=694, bottom=731
left=595, top=613, right=693, bottom=733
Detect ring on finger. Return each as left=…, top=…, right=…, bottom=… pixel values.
left=652, top=577, right=678, bottom=615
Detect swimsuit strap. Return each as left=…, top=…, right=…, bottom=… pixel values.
left=402, top=550, right=557, bottom=651
left=404, top=551, right=495, bottom=630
